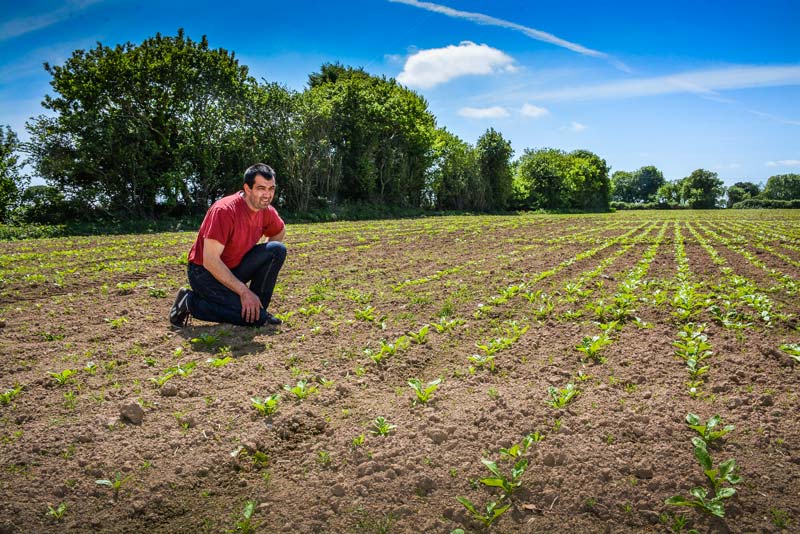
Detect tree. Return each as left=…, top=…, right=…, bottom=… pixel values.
left=565, top=149, right=610, bottom=211
left=0, top=126, right=27, bottom=222
left=655, top=181, right=682, bottom=206
left=680, top=169, right=725, bottom=208
left=306, top=64, right=435, bottom=206
left=26, top=30, right=261, bottom=217
left=476, top=128, right=513, bottom=210
left=611, top=165, right=664, bottom=203
left=513, top=148, right=569, bottom=210
left=726, top=181, right=760, bottom=208
left=610, top=170, right=637, bottom=203
left=428, top=128, right=481, bottom=210
left=762, top=174, right=800, bottom=200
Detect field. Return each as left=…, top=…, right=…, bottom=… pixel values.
left=1, top=210, right=799, bottom=533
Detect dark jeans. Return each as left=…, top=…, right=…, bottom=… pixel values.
left=186, top=241, right=287, bottom=326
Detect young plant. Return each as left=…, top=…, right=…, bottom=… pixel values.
left=665, top=438, right=741, bottom=518
left=49, top=369, right=78, bottom=386
left=283, top=380, right=317, bottom=400
left=407, top=324, right=430, bottom=344
left=546, top=383, right=579, bottom=409
left=0, top=384, right=23, bottom=405
left=576, top=333, right=613, bottom=363
left=479, top=458, right=528, bottom=498
left=150, top=362, right=196, bottom=387
left=370, top=416, right=396, bottom=437
left=233, top=501, right=257, bottom=534
left=407, top=377, right=442, bottom=404
left=432, top=317, right=463, bottom=333
left=455, top=497, right=510, bottom=528
left=46, top=502, right=67, bottom=521
left=354, top=305, right=377, bottom=322
left=686, top=413, right=734, bottom=445
left=251, top=394, right=280, bottom=416
left=207, top=356, right=233, bottom=368
left=468, top=354, right=496, bottom=373
left=95, top=472, right=132, bottom=500
left=779, top=343, right=800, bottom=363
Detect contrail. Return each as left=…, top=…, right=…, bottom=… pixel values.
left=389, top=0, right=631, bottom=72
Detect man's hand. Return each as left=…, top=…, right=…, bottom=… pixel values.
left=240, top=288, right=262, bottom=323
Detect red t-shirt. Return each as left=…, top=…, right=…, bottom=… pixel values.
left=188, top=192, right=285, bottom=269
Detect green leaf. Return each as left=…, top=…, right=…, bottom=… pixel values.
left=479, top=477, right=508, bottom=490
left=456, top=496, right=478, bottom=515
left=716, top=487, right=736, bottom=499
left=481, top=459, right=502, bottom=478
left=665, top=496, right=693, bottom=506
left=685, top=413, right=700, bottom=426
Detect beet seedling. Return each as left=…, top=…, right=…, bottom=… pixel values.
left=207, top=356, right=233, bottom=368
left=432, top=317, right=463, bottom=333
left=95, top=471, right=132, bottom=501
left=576, top=334, right=612, bottom=363
left=456, top=497, right=510, bottom=527
left=0, top=384, right=22, bottom=405
left=479, top=458, right=528, bottom=498
left=686, top=413, right=736, bottom=445
left=779, top=343, right=800, bottom=363
left=284, top=380, right=317, bottom=400
left=666, top=437, right=741, bottom=518
left=407, top=325, right=430, bottom=344
left=46, top=502, right=67, bottom=521
left=468, top=354, right=496, bottom=373
left=370, top=416, right=396, bottom=437
left=407, top=377, right=442, bottom=404
left=546, top=383, right=579, bottom=408
left=233, top=501, right=257, bottom=534
left=251, top=394, right=280, bottom=416
left=49, top=369, right=77, bottom=386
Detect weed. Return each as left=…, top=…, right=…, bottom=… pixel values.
left=317, top=450, right=332, bottom=467
left=769, top=507, right=792, bottom=529
left=351, top=434, right=366, bottom=448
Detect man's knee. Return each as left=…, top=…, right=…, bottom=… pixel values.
left=262, top=241, right=287, bottom=265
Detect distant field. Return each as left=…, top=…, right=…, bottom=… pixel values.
left=1, top=210, right=799, bottom=533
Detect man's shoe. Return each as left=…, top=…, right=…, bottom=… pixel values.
left=265, top=312, right=282, bottom=325
left=170, top=288, right=191, bottom=327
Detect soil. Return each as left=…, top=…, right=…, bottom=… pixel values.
left=0, top=211, right=799, bottom=534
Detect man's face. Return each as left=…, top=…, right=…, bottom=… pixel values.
left=243, top=174, right=276, bottom=211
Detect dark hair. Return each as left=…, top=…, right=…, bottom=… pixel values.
left=244, top=163, right=276, bottom=188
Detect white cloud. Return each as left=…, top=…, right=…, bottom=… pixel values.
left=562, top=121, right=587, bottom=132
left=0, top=0, right=102, bottom=41
left=458, top=106, right=510, bottom=119
left=766, top=160, right=800, bottom=167
left=397, top=41, right=515, bottom=89
left=520, top=103, right=549, bottom=118
left=388, top=0, right=629, bottom=71
left=528, top=65, right=800, bottom=102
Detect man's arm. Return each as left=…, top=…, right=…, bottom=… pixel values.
left=202, top=238, right=262, bottom=323
left=268, top=227, right=285, bottom=242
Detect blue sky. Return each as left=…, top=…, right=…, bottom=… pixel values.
left=1, top=0, right=798, bottom=186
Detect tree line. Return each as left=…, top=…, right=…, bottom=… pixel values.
left=1, top=30, right=798, bottom=225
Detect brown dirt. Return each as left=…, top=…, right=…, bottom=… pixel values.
left=0, top=211, right=799, bottom=534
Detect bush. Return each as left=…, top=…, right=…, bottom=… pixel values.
left=610, top=201, right=684, bottom=210
left=731, top=198, right=800, bottom=209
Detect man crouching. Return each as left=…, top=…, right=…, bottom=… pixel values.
left=170, top=163, right=286, bottom=327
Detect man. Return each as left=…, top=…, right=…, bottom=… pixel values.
left=169, top=163, right=287, bottom=327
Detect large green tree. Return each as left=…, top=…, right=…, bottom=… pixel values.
left=762, top=174, right=800, bottom=200
left=428, top=128, right=481, bottom=210
left=307, top=64, right=435, bottom=206
left=726, top=180, right=761, bottom=207
left=0, top=126, right=27, bottom=222
left=513, top=148, right=569, bottom=210
left=476, top=128, right=514, bottom=210
left=26, top=30, right=262, bottom=217
left=611, top=165, right=665, bottom=203
left=680, top=169, right=725, bottom=208
left=565, top=149, right=610, bottom=211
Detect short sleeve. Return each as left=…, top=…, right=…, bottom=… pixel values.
left=262, top=206, right=285, bottom=238
left=202, top=206, right=234, bottom=244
